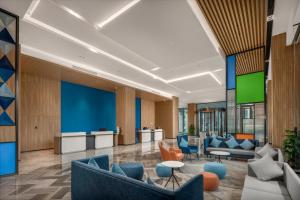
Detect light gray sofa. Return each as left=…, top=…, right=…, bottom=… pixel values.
left=242, top=162, right=300, bottom=200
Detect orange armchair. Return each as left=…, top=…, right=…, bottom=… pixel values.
left=158, top=141, right=184, bottom=161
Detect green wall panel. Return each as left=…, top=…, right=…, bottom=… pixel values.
left=236, top=72, right=264, bottom=104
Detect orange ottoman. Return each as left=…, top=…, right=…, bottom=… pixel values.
left=200, top=172, right=219, bottom=191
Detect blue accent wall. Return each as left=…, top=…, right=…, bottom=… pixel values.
left=135, top=98, right=141, bottom=143
left=61, top=81, right=116, bottom=133
left=0, top=142, right=16, bottom=176
left=227, top=55, right=236, bottom=89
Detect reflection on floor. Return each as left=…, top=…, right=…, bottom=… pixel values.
left=0, top=140, right=247, bottom=200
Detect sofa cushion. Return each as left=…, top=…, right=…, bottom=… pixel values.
left=206, top=147, right=255, bottom=156
left=225, top=137, right=239, bottom=149
left=88, top=158, right=100, bottom=169
left=179, top=138, right=188, bottom=147
left=242, top=188, right=291, bottom=200
left=257, top=143, right=277, bottom=158
left=249, top=154, right=283, bottom=181
left=112, top=164, right=127, bottom=176
left=244, top=175, right=289, bottom=196
left=210, top=138, right=222, bottom=148
left=240, top=139, right=255, bottom=150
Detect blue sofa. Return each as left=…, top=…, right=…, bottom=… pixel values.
left=71, top=155, right=204, bottom=200
left=177, top=134, right=199, bottom=159
left=204, top=137, right=259, bottom=159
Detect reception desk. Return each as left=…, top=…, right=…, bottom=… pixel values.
left=153, top=129, right=163, bottom=141
left=54, top=132, right=86, bottom=154
left=139, top=130, right=151, bottom=143
left=91, top=131, right=114, bottom=149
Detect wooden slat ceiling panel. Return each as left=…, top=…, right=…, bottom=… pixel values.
left=236, top=48, right=264, bottom=75
left=197, top=0, right=267, bottom=55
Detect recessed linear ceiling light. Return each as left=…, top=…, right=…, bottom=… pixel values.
left=166, top=71, right=222, bottom=86
left=213, top=68, right=223, bottom=72
left=97, top=0, right=141, bottom=29
left=23, top=0, right=222, bottom=87
left=60, top=6, right=85, bottom=21
left=21, top=45, right=174, bottom=98
left=151, top=67, right=160, bottom=71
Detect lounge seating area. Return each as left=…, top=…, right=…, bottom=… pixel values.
left=0, top=1, right=299, bottom=200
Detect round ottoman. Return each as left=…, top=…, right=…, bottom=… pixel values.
left=203, top=162, right=227, bottom=179
left=200, top=172, right=219, bottom=191
left=119, top=163, right=144, bottom=180
left=155, top=163, right=172, bottom=177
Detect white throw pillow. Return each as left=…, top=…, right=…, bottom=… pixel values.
left=249, top=153, right=283, bottom=181
left=257, top=143, right=277, bottom=158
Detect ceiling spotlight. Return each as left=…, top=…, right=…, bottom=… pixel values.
left=97, top=0, right=141, bottom=28
left=61, top=6, right=85, bottom=21
left=151, top=67, right=160, bottom=71
left=186, top=91, right=192, bottom=94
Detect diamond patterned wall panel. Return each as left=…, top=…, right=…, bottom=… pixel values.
left=0, top=55, right=14, bottom=82
left=0, top=8, right=18, bottom=176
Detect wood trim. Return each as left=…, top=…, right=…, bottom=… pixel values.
left=197, top=0, right=266, bottom=55
left=141, top=99, right=155, bottom=129
left=268, top=33, right=300, bottom=148
left=188, top=103, right=196, bottom=129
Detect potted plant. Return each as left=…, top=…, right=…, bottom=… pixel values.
left=188, top=124, right=195, bottom=136
left=283, top=129, right=300, bottom=170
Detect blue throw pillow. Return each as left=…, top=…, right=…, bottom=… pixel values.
left=240, top=139, right=254, bottom=150
left=179, top=138, right=188, bottom=147
left=210, top=137, right=222, bottom=148
left=112, top=164, right=127, bottom=176
left=88, top=158, right=100, bottom=169
left=225, top=137, right=239, bottom=149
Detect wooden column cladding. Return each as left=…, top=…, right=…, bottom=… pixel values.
left=116, top=86, right=136, bottom=145
left=268, top=33, right=300, bottom=148
left=141, top=99, right=155, bottom=129
left=155, top=97, right=178, bottom=139
left=188, top=103, right=196, bottom=129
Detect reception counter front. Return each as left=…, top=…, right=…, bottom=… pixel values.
left=139, top=130, right=152, bottom=143
left=91, top=131, right=114, bottom=149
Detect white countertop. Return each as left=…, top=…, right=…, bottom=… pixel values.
left=90, top=131, right=114, bottom=136
left=139, top=129, right=151, bottom=133
left=154, top=129, right=163, bottom=132
left=61, top=132, right=86, bottom=137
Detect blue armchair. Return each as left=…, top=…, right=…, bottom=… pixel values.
left=177, top=135, right=199, bottom=160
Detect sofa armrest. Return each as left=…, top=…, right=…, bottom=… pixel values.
left=175, top=175, right=204, bottom=200
left=169, top=147, right=182, bottom=153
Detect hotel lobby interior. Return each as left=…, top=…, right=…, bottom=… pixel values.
left=0, top=0, right=300, bottom=200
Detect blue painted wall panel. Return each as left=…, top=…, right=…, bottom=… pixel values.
left=135, top=98, right=141, bottom=143
left=227, top=55, right=236, bottom=89
left=0, top=142, right=16, bottom=176
left=61, top=81, right=116, bottom=133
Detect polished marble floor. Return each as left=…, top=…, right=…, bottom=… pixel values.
left=0, top=140, right=247, bottom=200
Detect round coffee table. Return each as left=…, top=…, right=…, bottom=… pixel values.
left=161, top=161, right=184, bottom=190
left=210, top=151, right=230, bottom=163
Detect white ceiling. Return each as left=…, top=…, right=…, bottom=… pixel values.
left=0, top=0, right=226, bottom=107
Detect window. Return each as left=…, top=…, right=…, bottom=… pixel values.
left=178, top=108, right=187, bottom=133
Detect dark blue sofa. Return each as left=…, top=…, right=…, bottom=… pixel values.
left=71, top=155, right=204, bottom=200
left=204, top=137, right=259, bottom=159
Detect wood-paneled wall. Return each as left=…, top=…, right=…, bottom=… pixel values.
left=116, top=86, right=136, bottom=145
left=268, top=33, right=300, bottom=148
left=188, top=103, right=196, bottom=129
left=155, top=97, right=178, bottom=139
left=141, top=99, right=155, bottom=129
left=20, top=73, right=60, bottom=152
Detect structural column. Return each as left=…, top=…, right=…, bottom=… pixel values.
left=116, top=86, right=136, bottom=145
left=187, top=103, right=196, bottom=129
left=155, top=97, right=178, bottom=139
